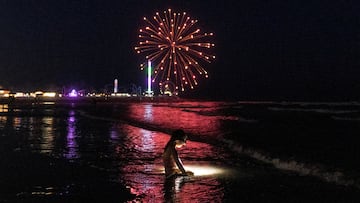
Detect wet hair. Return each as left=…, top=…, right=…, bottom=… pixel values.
left=171, top=129, right=187, bottom=142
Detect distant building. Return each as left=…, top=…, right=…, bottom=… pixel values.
left=0, top=89, right=10, bottom=97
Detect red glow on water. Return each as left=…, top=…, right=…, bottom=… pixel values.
left=111, top=123, right=224, bottom=202
left=127, top=102, right=223, bottom=137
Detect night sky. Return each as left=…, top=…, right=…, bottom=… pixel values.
left=0, top=0, right=359, bottom=101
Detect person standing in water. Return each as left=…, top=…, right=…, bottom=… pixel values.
left=163, top=129, right=194, bottom=179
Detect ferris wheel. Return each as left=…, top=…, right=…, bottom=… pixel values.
left=159, top=81, right=178, bottom=96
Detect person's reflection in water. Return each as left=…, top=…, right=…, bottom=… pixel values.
left=164, top=176, right=188, bottom=202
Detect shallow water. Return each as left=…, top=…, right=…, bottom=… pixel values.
left=112, top=124, right=235, bottom=202
left=1, top=101, right=360, bottom=202
left=0, top=103, right=234, bottom=202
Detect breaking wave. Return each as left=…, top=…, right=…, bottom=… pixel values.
left=221, top=138, right=360, bottom=189
left=331, top=116, right=360, bottom=121
left=268, top=107, right=359, bottom=114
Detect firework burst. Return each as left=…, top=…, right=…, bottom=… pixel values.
left=135, top=9, right=215, bottom=93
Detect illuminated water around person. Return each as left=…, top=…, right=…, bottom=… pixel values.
left=1, top=101, right=360, bottom=202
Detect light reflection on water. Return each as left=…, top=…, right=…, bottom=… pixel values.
left=112, top=124, right=225, bottom=202
left=1, top=102, right=359, bottom=201
left=64, top=110, right=79, bottom=159
left=25, top=116, right=55, bottom=154
left=143, top=104, right=154, bottom=122
left=0, top=102, right=230, bottom=202
left=40, top=117, right=54, bottom=154
left=0, top=104, right=8, bottom=129
left=13, top=117, right=22, bottom=130
left=0, top=116, right=6, bottom=129
left=109, top=102, right=231, bottom=202
left=127, top=102, right=223, bottom=137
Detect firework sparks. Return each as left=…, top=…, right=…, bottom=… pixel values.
left=135, top=9, right=215, bottom=93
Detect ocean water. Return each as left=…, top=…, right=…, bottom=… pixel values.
left=1, top=101, right=360, bottom=202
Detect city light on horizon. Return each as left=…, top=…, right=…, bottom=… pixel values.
left=69, top=89, right=78, bottom=97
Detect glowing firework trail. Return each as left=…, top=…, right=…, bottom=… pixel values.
left=135, top=9, right=215, bottom=92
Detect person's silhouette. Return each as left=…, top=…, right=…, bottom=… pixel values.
left=162, top=129, right=194, bottom=179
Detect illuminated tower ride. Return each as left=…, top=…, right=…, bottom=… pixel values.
left=146, top=60, right=153, bottom=96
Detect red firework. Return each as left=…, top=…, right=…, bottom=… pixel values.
left=135, top=9, right=215, bottom=93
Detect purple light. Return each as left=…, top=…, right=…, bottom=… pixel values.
left=65, top=110, right=79, bottom=159
left=148, top=60, right=152, bottom=93
left=69, top=89, right=78, bottom=97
